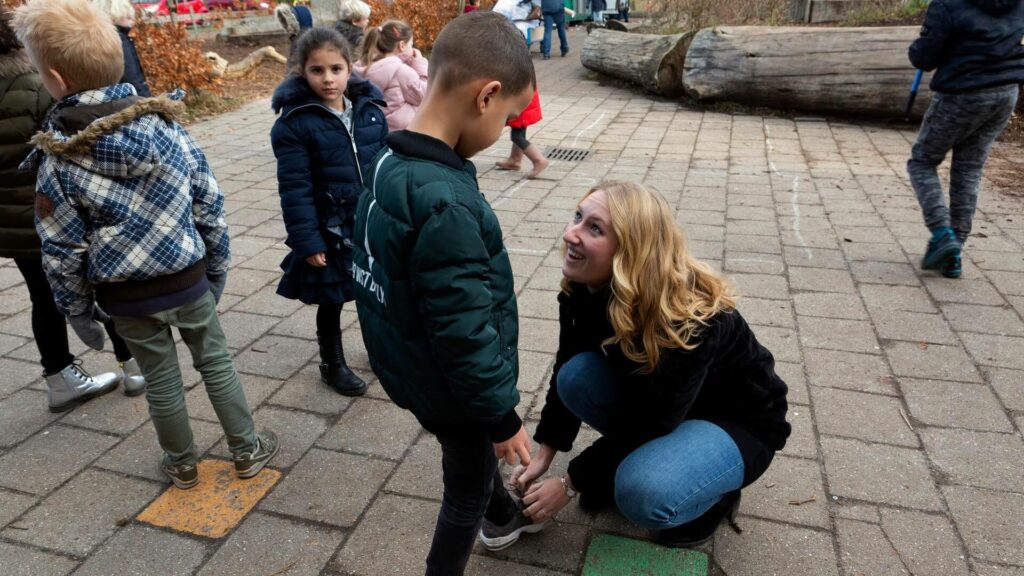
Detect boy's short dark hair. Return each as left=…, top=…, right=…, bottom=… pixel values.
left=430, top=11, right=535, bottom=96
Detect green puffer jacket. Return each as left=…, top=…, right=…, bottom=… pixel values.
left=0, top=50, right=52, bottom=260
left=352, top=131, right=522, bottom=441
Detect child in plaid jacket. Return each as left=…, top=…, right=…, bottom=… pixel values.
left=15, top=0, right=278, bottom=489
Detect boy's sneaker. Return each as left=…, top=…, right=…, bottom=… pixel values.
left=161, top=457, right=199, bottom=489
left=921, top=228, right=961, bottom=271
left=941, top=255, right=962, bottom=279
left=233, top=431, right=279, bottom=479
left=479, top=498, right=546, bottom=551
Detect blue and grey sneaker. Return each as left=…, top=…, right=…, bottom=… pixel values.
left=941, top=254, right=962, bottom=279
left=479, top=497, right=546, bottom=551
left=921, top=228, right=961, bottom=271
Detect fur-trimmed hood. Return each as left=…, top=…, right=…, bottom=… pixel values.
left=0, top=50, right=34, bottom=80
left=271, top=72, right=385, bottom=115
left=22, top=84, right=184, bottom=179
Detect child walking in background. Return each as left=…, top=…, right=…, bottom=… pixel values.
left=271, top=26, right=388, bottom=396
left=352, top=12, right=536, bottom=575
left=355, top=20, right=428, bottom=131
left=906, top=0, right=1024, bottom=278
left=15, top=0, right=277, bottom=489
left=92, top=0, right=151, bottom=97
left=496, top=88, right=549, bottom=178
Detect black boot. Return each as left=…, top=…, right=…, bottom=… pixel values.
left=658, top=490, right=742, bottom=548
left=317, top=332, right=368, bottom=397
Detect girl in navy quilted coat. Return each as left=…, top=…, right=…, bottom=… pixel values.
left=270, top=26, right=388, bottom=396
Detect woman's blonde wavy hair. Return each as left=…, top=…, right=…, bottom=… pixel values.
left=563, top=181, right=736, bottom=373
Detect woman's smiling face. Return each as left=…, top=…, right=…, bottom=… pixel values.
left=562, top=189, right=618, bottom=290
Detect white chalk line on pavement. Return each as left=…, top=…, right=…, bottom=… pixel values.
left=570, top=111, right=607, bottom=148
left=764, top=126, right=812, bottom=260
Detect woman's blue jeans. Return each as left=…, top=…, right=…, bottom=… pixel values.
left=557, top=351, right=745, bottom=529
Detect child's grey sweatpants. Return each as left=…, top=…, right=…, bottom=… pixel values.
left=907, top=84, right=1018, bottom=242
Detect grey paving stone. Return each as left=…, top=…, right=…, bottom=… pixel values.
left=222, top=269, right=278, bottom=298
left=737, top=297, right=794, bottom=328
left=519, top=317, right=561, bottom=353
left=836, top=518, right=909, bottom=576
left=524, top=266, right=566, bottom=293
left=266, top=363, right=353, bottom=415
left=879, top=509, right=970, bottom=576
left=93, top=418, right=223, bottom=482
left=73, top=524, right=207, bottom=576
left=58, top=388, right=150, bottom=436
left=742, top=454, right=828, bottom=528
left=943, top=485, right=1024, bottom=565
left=941, top=303, right=1024, bottom=337
left=797, top=316, right=880, bottom=354
left=885, top=341, right=982, bottom=383
left=385, top=434, right=443, bottom=501
left=987, top=271, right=1024, bottom=296
left=267, top=304, right=327, bottom=339
left=804, top=349, right=897, bottom=395
left=478, top=519, right=589, bottom=573
left=232, top=285, right=303, bottom=317
left=465, top=554, right=569, bottom=576
left=216, top=311, right=281, bottom=350
left=811, top=387, right=918, bottom=447
left=211, top=405, right=328, bottom=468
left=850, top=260, right=921, bottom=286
left=831, top=501, right=881, bottom=523
left=960, top=333, right=1024, bottom=370
left=780, top=404, right=817, bottom=459
left=317, top=398, right=421, bottom=460
left=0, top=541, right=77, bottom=576
left=783, top=246, right=848, bottom=270
left=1, top=468, right=162, bottom=556
left=259, top=448, right=392, bottom=526
left=724, top=252, right=785, bottom=275
left=729, top=273, right=790, bottom=300
left=185, top=373, right=281, bottom=423
left=233, top=335, right=317, bottom=379
left=197, top=512, right=344, bottom=576
left=518, top=350, right=555, bottom=394
left=517, top=288, right=560, bottom=320
left=973, top=562, right=1024, bottom=576
left=0, top=425, right=119, bottom=494
left=791, top=292, right=868, bottom=320
left=919, top=428, right=1024, bottom=492
left=0, top=390, right=63, bottom=448
left=986, top=367, right=1024, bottom=411
left=925, top=278, right=1006, bottom=305
left=901, top=378, right=1013, bottom=432
left=715, top=516, right=839, bottom=576
left=0, top=358, right=44, bottom=397
left=842, top=241, right=908, bottom=263
left=870, top=309, right=959, bottom=344
left=331, top=493, right=437, bottom=575
left=774, top=361, right=808, bottom=405
left=727, top=233, right=782, bottom=255
left=788, top=267, right=857, bottom=293
left=0, top=489, right=36, bottom=527
left=821, top=437, right=942, bottom=510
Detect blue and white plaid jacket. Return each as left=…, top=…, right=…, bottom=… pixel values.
left=21, top=84, right=229, bottom=317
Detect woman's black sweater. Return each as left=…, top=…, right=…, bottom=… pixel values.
left=534, top=284, right=791, bottom=509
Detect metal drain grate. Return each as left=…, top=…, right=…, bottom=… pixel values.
left=545, top=147, right=592, bottom=162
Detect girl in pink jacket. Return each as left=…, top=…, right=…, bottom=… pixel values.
left=354, top=20, right=428, bottom=131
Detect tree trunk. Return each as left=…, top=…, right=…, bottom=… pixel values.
left=682, top=26, right=933, bottom=118
left=205, top=46, right=288, bottom=79
left=603, top=19, right=647, bottom=33
left=581, top=28, right=694, bottom=97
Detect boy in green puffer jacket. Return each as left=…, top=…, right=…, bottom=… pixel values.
left=351, top=12, right=537, bottom=576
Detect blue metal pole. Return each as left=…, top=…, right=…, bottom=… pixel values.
left=905, top=69, right=924, bottom=116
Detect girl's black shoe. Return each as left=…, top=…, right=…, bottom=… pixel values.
left=658, top=490, right=742, bottom=548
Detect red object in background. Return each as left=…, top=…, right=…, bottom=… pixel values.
left=204, top=0, right=269, bottom=10
left=463, top=4, right=479, bottom=12
left=133, top=0, right=208, bottom=18
left=508, top=90, right=542, bottom=129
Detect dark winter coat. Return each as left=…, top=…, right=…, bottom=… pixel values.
left=294, top=4, right=313, bottom=30
left=909, top=0, right=1024, bottom=93
left=116, top=26, right=152, bottom=98
left=269, top=74, right=387, bottom=304
left=335, top=20, right=364, bottom=51
left=0, top=50, right=53, bottom=260
left=352, top=130, right=523, bottom=442
left=534, top=284, right=791, bottom=510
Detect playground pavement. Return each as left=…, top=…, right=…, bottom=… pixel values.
left=1, top=28, right=1023, bottom=576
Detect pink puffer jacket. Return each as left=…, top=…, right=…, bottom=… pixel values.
left=354, top=53, right=428, bottom=131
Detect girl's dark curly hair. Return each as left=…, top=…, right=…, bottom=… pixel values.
left=0, top=7, right=23, bottom=54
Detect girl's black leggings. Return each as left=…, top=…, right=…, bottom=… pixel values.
left=510, top=127, right=530, bottom=150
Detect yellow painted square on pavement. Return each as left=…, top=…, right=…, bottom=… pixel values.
left=136, top=459, right=280, bottom=538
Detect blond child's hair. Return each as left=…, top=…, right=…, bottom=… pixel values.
left=92, top=0, right=136, bottom=23
left=338, top=0, right=370, bottom=22
left=14, top=0, right=124, bottom=92
left=564, top=182, right=737, bottom=373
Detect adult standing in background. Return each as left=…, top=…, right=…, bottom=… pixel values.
left=538, top=0, right=569, bottom=59
left=93, top=0, right=152, bottom=96
left=336, top=0, right=371, bottom=50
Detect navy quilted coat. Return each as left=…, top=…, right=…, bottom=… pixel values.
left=270, top=74, right=387, bottom=305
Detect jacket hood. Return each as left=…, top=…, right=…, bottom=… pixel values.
left=25, top=84, right=184, bottom=179
left=271, top=73, right=385, bottom=114
left=0, top=50, right=35, bottom=79
left=966, top=0, right=1020, bottom=14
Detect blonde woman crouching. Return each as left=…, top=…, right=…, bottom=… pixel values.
left=480, top=182, right=792, bottom=550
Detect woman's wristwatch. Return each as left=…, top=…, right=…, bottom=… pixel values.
left=560, top=475, right=578, bottom=499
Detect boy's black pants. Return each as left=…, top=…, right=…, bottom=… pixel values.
left=420, top=420, right=518, bottom=576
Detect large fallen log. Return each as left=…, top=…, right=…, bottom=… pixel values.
left=581, top=28, right=694, bottom=97
left=205, top=46, right=288, bottom=79
left=682, top=26, right=933, bottom=118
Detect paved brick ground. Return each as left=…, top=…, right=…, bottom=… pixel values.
left=2, top=27, right=1023, bottom=575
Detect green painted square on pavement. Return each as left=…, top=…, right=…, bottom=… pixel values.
left=583, top=533, right=709, bottom=576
